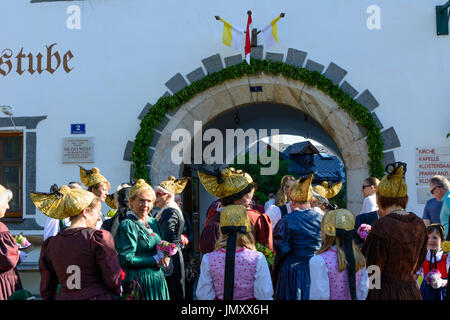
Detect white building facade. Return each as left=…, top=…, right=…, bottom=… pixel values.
left=1, top=0, right=450, bottom=295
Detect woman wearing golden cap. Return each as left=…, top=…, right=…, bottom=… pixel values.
left=196, top=205, right=274, bottom=300
left=79, top=166, right=110, bottom=201
left=153, top=176, right=189, bottom=301
left=361, top=162, right=427, bottom=300
left=0, top=185, right=23, bottom=300
left=33, top=185, right=122, bottom=300
left=79, top=166, right=111, bottom=228
left=272, top=173, right=322, bottom=300
left=114, top=179, right=170, bottom=300
left=197, top=167, right=273, bottom=255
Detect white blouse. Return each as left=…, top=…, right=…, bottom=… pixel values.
left=265, top=202, right=292, bottom=229
left=309, top=249, right=369, bottom=300
left=360, top=194, right=378, bottom=214
left=196, top=251, right=274, bottom=300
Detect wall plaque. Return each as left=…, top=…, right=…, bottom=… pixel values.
left=62, top=137, right=94, bottom=163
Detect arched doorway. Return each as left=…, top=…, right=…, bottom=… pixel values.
left=124, top=50, right=402, bottom=218
left=180, top=101, right=345, bottom=228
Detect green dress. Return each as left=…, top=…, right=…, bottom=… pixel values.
left=114, top=214, right=170, bottom=300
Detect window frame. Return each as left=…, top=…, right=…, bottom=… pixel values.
left=0, top=131, right=24, bottom=219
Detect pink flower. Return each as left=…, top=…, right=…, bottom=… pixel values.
left=425, top=269, right=442, bottom=284
left=156, top=240, right=178, bottom=257
left=357, top=224, right=371, bottom=240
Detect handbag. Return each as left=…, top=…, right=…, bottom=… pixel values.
left=121, top=222, right=145, bottom=300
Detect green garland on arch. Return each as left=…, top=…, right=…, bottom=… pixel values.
left=132, top=58, right=385, bottom=183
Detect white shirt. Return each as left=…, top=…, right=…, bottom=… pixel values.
left=196, top=251, right=274, bottom=300
left=264, top=198, right=275, bottom=213
left=309, top=247, right=369, bottom=300
left=360, top=194, right=378, bottom=215
left=43, top=217, right=71, bottom=241
left=265, top=202, right=292, bottom=229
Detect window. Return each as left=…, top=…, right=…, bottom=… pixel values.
left=0, top=132, right=23, bottom=218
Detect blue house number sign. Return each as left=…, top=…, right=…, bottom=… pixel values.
left=71, top=124, right=86, bottom=134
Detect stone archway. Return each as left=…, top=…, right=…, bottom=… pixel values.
left=123, top=48, right=402, bottom=213
left=146, top=74, right=370, bottom=213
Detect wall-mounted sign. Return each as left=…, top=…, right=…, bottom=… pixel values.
left=62, top=137, right=94, bottom=163
left=415, top=146, right=450, bottom=204
left=71, top=124, right=85, bottom=134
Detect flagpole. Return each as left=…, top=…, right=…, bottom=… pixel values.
left=245, top=10, right=252, bottom=64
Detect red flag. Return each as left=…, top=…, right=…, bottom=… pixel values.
left=245, top=12, right=252, bottom=64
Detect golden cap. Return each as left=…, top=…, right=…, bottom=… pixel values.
left=377, top=163, right=407, bottom=198
left=198, top=167, right=253, bottom=198
left=219, top=205, right=252, bottom=234
left=290, top=173, right=314, bottom=202
left=130, top=179, right=155, bottom=200
left=322, top=209, right=356, bottom=237
left=105, top=194, right=117, bottom=209
left=79, top=166, right=110, bottom=189
left=159, top=176, right=189, bottom=194
left=313, top=181, right=343, bottom=199
left=30, top=185, right=96, bottom=220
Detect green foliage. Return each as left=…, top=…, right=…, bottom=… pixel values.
left=232, top=149, right=292, bottom=199
left=256, top=243, right=275, bottom=267
left=132, top=58, right=385, bottom=183
left=254, top=190, right=269, bottom=205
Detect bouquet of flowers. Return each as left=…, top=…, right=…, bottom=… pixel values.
left=357, top=224, right=372, bottom=240
left=180, top=234, right=189, bottom=249
left=256, top=243, right=275, bottom=267
left=424, top=269, right=442, bottom=287
left=13, top=233, right=31, bottom=249
left=156, top=240, right=178, bottom=257
left=156, top=240, right=177, bottom=276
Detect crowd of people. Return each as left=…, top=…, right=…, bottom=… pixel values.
left=0, top=161, right=449, bottom=300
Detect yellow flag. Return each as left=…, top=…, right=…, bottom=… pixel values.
left=262, top=16, right=282, bottom=49
left=219, top=18, right=244, bottom=51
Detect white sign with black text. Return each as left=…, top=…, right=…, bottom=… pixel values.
left=415, top=146, right=450, bottom=204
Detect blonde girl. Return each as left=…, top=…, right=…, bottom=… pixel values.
left=309, top=209, right=368, bottom=300
left=196, top=205, right=273, bottom=300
